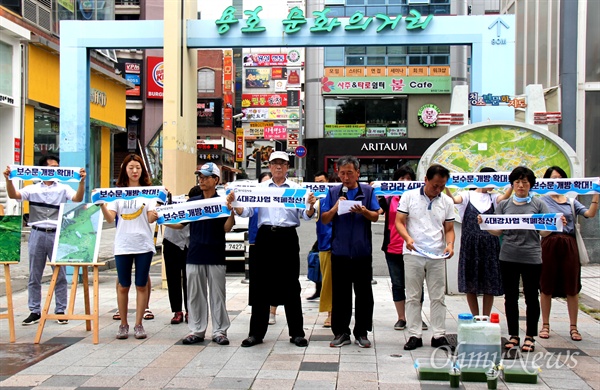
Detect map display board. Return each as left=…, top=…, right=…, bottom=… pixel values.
left=52, top=203, right=103, bottom=263
left=428, top=124, right=571, bottom=178
left=0, top=216, right=21, bottom=263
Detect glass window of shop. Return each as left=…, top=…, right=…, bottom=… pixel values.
left=0, top=41, right=12, bottom=96
left=326, top=157, right=419, bottom=182
left=53, top=0, right=115, bottom=34
left=324, top=98, right=408, bottom=128
left=34, top=109, right=101, bottom=188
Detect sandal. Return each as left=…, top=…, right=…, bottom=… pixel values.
left=504, top=335, right=520, bottom=350
left=521, top=336, right=535, bottom=353
left=323, top=317, right=331, bottom=328
left=143, top=308, right=154, bottom=320
left=570, top=325, right=582, bottom=341
left=539, top=323, right=550, bottom=339
left=112, top=310, right=120, bottom=321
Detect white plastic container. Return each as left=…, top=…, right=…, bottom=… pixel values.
left=456, top=313, right=502, bottom=364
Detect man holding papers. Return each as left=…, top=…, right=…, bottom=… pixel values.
left=3, top=156, right=86, bottom=326
left=321, top=156, right=381, bottom=349
left=395, top=164, right=455, bottom=351
left=228, top=151, right=317, bottom=348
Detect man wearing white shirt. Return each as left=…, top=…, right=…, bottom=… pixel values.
left=3, top=156, right=86, bottom=326
left=395, top=164, right=455, bottom=351
left=229, top=151, right=317, bottom=347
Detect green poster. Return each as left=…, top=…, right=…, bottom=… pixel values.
left=0, top=216, right=21, bottom=263
left=324, top=124, right=366, bottom=138
left=52, top=203, right=103, bottom=264
left=321, top=76, right=451, bottom=95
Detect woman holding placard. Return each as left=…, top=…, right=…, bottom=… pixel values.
left=99, top=154, right=159, bottom=340
left=539, top=166, right=598, bottom=342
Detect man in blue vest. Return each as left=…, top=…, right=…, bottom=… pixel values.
left=321, top=156, right=381, bottom=348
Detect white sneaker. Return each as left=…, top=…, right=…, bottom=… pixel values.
left=268, top=313, right=276, bottom=325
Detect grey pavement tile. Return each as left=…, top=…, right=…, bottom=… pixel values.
left=292, top=379, right=336, bottom=389
left=265, top=354, right=304, bottom=363
left=296, top=371, right=338, bottom=381
left=340, top=354, right=377, bottom=363
left=57, top=366, right=106, bottom=376
left=256, top=369, right=299, bottom=380
left=37, top=375, right=91, bottom=387
left=215, top=368, right=259, bottom=379
left=0, top=375, right=51, bottom=387
left=541, top=378, right=593, bottom=390
left=301, top=354, right=339, bottom=363
left=250, top=378, right=295, bottom=390
left=261, top=360, right=302, bottom=371
left=95, top=366, right=142, bottom=377
left=176, top=367, right=220, bottom=378
left=299, top=362, right=339, bottom=372
left=208, top=377, right=254, bottom=389
left=163, top=376, right=213, bottom=389
left=18, top=365, right=69, bottom=376
left=339, top=361, right=378, bottom=373
left=77, top=387, right=121, bottom=390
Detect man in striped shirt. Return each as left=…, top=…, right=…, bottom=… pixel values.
left=3, top=155, right=86, bottom=325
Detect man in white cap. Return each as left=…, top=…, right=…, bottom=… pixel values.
left=168, top=162, right=235, bottom=345
left=228, top=151, right=317, bottom=347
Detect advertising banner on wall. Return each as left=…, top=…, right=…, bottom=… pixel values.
left=264, top=126, right=287, bottom=140
left=321, top=76, right=451, bottom=95
left=245, top=68, right=271, bottom=88
left=241, top=94, right=288, bottom=107
left=324, top=124, right=366, bottom=138
left=147, top=56, right=164, bottom=99
left=243, top=53, right=288, bottom=67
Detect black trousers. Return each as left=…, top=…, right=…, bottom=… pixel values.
left=249, top=225, right=304, bottom=340
left=163, top=239, right=188, bottom=313
left=331, top=254, right=374, bottom=338
left=500, top=260, right=541, bottom=337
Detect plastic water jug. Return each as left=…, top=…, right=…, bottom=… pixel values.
left=456, top=313, right=502, bottom=364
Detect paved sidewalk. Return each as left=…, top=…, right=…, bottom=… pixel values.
left=1, top=268, right=599, bottom=389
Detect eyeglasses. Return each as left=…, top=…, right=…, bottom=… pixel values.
left=198, top=175, right=216, bottom=181
left=269, top=161, right=288, bottom=167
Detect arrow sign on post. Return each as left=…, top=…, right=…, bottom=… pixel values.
left=488, top=18, right=509, bottom=37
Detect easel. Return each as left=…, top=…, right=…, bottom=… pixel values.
left=34, top=262, right=105, bottom=344
left=0, top=262, right=17, bottom=343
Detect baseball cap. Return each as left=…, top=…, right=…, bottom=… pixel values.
left=269, top=151, right=289, bottom=162
left=196, top=162, right=220, bottom=178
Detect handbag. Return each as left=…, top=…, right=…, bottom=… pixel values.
left=569, top=198, right=590, bottom=265
left=307, top=251, right=322, bottom=283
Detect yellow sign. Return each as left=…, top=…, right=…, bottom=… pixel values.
left=250, top=122, right=274, bottom=128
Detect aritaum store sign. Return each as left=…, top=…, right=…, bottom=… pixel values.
left=58, top=5, right=515, bottom=187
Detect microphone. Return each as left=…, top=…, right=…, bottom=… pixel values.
left=342, top=186, right=348, bottom=198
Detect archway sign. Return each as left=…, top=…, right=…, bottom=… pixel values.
left=59, top=3, right=515, bottom=195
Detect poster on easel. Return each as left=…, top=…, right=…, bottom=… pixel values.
left=52, top=203, right=103, bottom=263
left=0, top=216, right=21, bottom=263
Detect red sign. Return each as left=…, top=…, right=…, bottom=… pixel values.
left=264, top=126, right=287, bottom=140
left=14, top=138, right=21, bottom=149
left=147, top=56, right=164, bottom=99
left=197, top=143, right=221, bottom=150
left=271, top=68, right=285, bottom=80
left=14, top=151, right=20, bottom=163
left=236, top=128, right=244, bottom=162
left=534, top=112, right=562, bottom=125
left=437, top=113, right=465, bottom=126
left=125, top=85, right=141, bottom=96
left=125, top=63, right=140, bottom=74
left=241, top=94, right=288, bottom=107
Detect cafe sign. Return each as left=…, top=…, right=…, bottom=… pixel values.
left=321, top=76, right=451, bottom=95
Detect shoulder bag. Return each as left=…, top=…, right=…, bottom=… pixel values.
left=569, top=198, right=589, bottom=265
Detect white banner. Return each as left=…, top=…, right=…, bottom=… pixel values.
left=9, top=165, right=82, bottom=183
left=531, top=178, right=600, bottom=196
left=302, top=182, right=339, bottom=198
left=91, top=186, right=168, bottom=204
left=372, top=181, right=425, bottom=196
left=231, top=186, right=308, bottom=209
left=156, top=197, right=230, bottom=224
left=479, top=213, right=564, bottom=232
left=446, top=172, right=511, bottom=189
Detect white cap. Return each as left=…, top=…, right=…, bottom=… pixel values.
left=269, top=151, right=289, bottom=162
left=196, top=162, right=220, bottom=178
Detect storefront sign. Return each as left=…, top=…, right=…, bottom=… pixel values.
left=125, top=74, right=141, bottom=96
left=321, top=76, right=451, bottom=95
left=241, top=94, right=288, bottom=107
left=264, top=126, right=287, bottom=140
left=386, top=127, right=407, bottom=137
left=243, top=53, right=288, bottom=66
left=14, top=138, right=21, bottom=164
left=147, top=56, right=164, bottom=99
left=216, top=7, right=434, bottom=35
left=243, top=108, right=288, bottom=121
left=324, top=124, right=366, bottom=138
left=125, top=62, right=140, bottom=74
left=469, top=92, right=526, bottom=108
left=271, top=67, right=286, bottom=79
left=90, top=89, right=107, bottom=107
left=360, top=142, right=407, bottom=152
left=0, top=93, right=15, bottom=105
left=287, top=68, right=301, bottom=88
left=417, top=104, right=440, bottom=128
left=245, top=68, right=271, bottom=88
left=236, top=128, right=244, bottom=162
left=366, top=127, right=387, bottom=137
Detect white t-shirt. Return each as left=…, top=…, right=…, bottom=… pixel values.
left=456, top=191, right=500, bottom=220
left=108, top=198, right=157, bottom=255
left=397, top=187, right=455, bottom=257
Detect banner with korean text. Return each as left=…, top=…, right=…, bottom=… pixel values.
left=91, top=187, right=168, bottom=204
left=8, top=165, right=82, bottom=183
left=156, top=198, right=230, bottom=224
left=479, top=213, right=564, bottom=232
left=231, top=187, right=308, bottom=209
